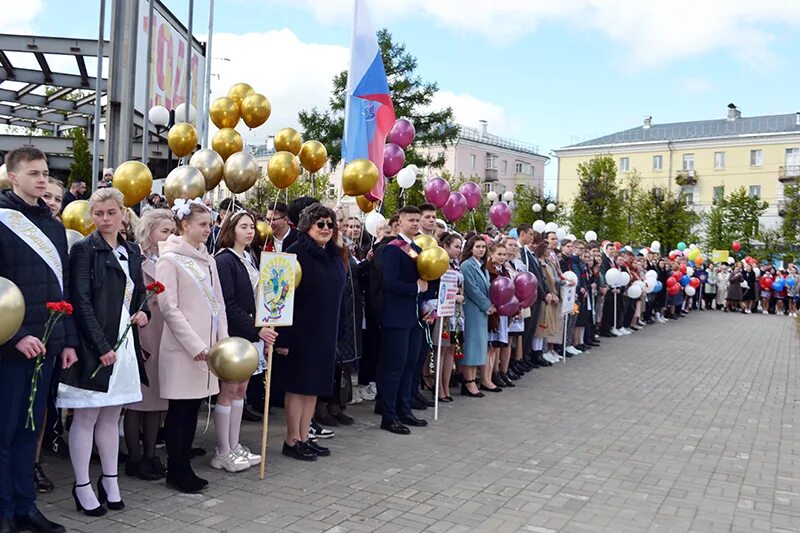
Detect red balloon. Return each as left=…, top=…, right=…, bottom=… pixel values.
left=761, top=276, right=773, bottom=289
left=672, top=272, right=683, bottom=282
left=679, top=265, right=687, bottom=274
left=744, top=255, right=753, bottom=264
left=668, top=251, right=677, bottom=261
left=614, top=241, right=621, bottom=250
left=732, top=241, right=741, bottom=252
left=667, top=284, right=681, bottom=296
left=689, top=278, right=701, bottom=288
left=666, top=277, right=678, bottom=287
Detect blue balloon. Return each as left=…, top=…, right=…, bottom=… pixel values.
left=508, top=228, right=518, bottom=239
left=654, top=281, right=663, bottom=293
left=773, top=280, right=785, bottom=292
left=680, top=275, right=690, bottom=286
left=788, top=278, right=797, bottom=288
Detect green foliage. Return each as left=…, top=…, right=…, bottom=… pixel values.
left=781, top=184, right=800, bottom=243
left=632, top=188, right=700, bottom=251
left=512, top=184, right=560, bottom=228
left=567, top=155, right=625, bottom=241
left=67, top=127, right=92, bottom=192
left=703, top=186, right=768, bottom=252
left=298, top=29, right=459, bottom=168
left=243, top=172, right=331, bottom=214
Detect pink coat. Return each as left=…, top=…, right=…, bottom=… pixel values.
left=156, top=235, right=228, bottom=400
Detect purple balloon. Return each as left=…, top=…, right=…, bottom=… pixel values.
left=442, top=191, right=468, bottom=222
left=489, top=276, right=515, bottom=307
left=514, top=272, right=537, bottom=301
left=496, top=295, right=520, bottom=317
left=458, top=181, right=481, bottom=210
left=382, top=143, right=405, bottom=178
left=423, top=177, right=451, bottom=208
left=489, top=202, right=512, bottom=228
left=388, top=118, right=416, bottom=149
left=519, top=292, right=536, bottom=309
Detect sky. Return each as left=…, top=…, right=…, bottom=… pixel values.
left=4, top=0, right=800, bottom=193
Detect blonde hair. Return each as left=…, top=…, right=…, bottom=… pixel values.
left=47, top=177, right=64, bottom=194
left=88, top=187, right=125, bottom=212
left=135, top=208, right=173, bottom=255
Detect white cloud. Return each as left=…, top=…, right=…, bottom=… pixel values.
left=282, top=0, right=800, bottom=70
left=430, top=90, right=520, bottom=137
left=0, top=0, right=43, bottom=33
left=675, top=78, right=714, bottom=96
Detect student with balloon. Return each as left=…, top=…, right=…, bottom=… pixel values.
left=787, top=264, right=799, bottom=317
left=460, top=236, right=493, bottom=397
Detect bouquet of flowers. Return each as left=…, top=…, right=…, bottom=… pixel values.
left=91, top=281, right=165, bottom=379
left=27, top=301, right=73, bottom=430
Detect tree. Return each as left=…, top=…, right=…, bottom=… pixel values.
left=619, top=170, right=644, bottom=240
left=243, top=171, right=332, bottom=214
left=567, top=155, right=625, bottom=241
left=703, top=186, right=768, bottom=252
left=512, top=184, right=560, bottom=228
left=632, top=187, right=699, bottom=250
left=67, top=127, right=92, bottom=191
left=781, top=183, right=800, bottom=243
left=298, top=29, right=459, bottom=169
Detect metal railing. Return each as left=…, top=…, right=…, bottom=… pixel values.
left=459, top=125, right=540, bottom=155
left=779, top=165, right=800, bottom=182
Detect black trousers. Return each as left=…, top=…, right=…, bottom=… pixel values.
left=359, top=319, right=380, bottom=386
left=523, top=302, right=542, bottom=358
left=164, top=398, right=201, bottom=477
left=601, top=292, right=620, bottom=332
left=377, top=326, right=421, bottom=423
left=246, top=372, right=265, bottom=412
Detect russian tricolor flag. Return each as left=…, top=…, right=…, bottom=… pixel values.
left=342, top=0, right=396, bottom=202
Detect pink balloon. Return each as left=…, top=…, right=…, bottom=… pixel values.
left=458, top=181, right=481, bottom=210
left=442, top=191, right=468, bottom=222
left=423, top=177, right=451, bottom=208
left=519, top=292, right=536, bottom=308
left=489, top=276, right=514, bottom=307
left=489, top=202, right=512, bottom=228
left=514, top=272, right=537, bottom=301
left=496, top=295, right=520, bottom=317
left=382, top=143, right=405, bottom=178
left=388, top=118, right=416, bottom=149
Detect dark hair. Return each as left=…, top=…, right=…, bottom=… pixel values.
left=216, top=210, right=256, bottom=250
left=517, top=223, right=532, bottom=234
left=269, top=201, right=289, bottom=217
left=530, top=230, right=543, bottom=245
left=288, top=196, right=319, bottom=225
left=460, top=235, right=487, bottom=264
left=218, top=198, right=243, bottom=212
left=5, top=147, right=47, bottom=173
left=418, top=203, right=436, bottom=214
left=388, top=213, right=400, bottom=226
left=398, top=206, right=421, bottom=216
left=297, top=204, right=348, bottom=266
left=439, top=232, right=462, bottom=249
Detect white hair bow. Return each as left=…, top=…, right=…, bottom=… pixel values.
left=172, top=197, right=208, bottom=220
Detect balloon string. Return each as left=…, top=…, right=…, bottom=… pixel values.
left=470, top=210, right=476, bottom=232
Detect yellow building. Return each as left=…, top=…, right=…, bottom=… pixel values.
left=554, top=104, right=800, bottom=227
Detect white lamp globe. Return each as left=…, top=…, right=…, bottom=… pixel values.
left=546, top=203, right=556, bottom=213
left=148, top=105, right=169, bottom=128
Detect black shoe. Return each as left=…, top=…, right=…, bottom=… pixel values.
left=501, top=374, right=516, bottom=387
left=241, top=404, right=263, bottom=422
left=534, top=352, right=552, bottom=367
left=34, top=463, right=54, bottom=494
left=491, top=373, right=506, bottom=388
left=165, top=473, right=206, bottom=494
left=460, top=383, right=485, bottom=398
left=314, top=411, right=340, bottom=427
left=413, top=392, right=435, bottom=408
left=282, top=441, right=317, bottom=461
left=309, top=419, right=335, bottom=439
left=147, top=456, right=167, bottom=477
left=71, top=483, right=106, bottom=517
left=399, top=414, right=428, bottom=427
left=304, top=440, right=331, bottom=457
left=599, top=332, right=616, bottom=338
left=507, top=369, right=521, bottom=380
left=410, top=398, right=429, bottom=410
left=97, top=474, right=124, bottom=511
left=438, top=396, right=454, bottom=402
left=380, top=420, right=411, bottom=435
left=0, top=516, right=16, bottom=533
left=479, top=383, right=503, bottom=392
left=14, top=509, right=65, bottom=533
left=127, top=458, right=162, bottom=481
left=329, top=409, right=354, bottom=426
left=190, top=447, right=206, bottom=458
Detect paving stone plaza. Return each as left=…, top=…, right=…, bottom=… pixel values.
left=37, top=312, right=800, bottom=532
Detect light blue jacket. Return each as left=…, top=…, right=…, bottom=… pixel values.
left=461, top=257, right=490, bottom=366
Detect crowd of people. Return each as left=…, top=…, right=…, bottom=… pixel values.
left=0, top=146, right=795, bottom=532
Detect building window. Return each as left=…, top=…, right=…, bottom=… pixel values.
left=682, top=154, right=694, bottom=170
left=750, top=149, right=763, bottom=166
left=714, top=151, right=725, bottom=169
left=502, top=160, right=508, bottom=174
left=469, top=154, right=476, bottom=169
left=486, top=154, right=497, bottom=170
left=713, top=186, right=725, bottom=202
left=515, top=161, right=524, bottom=173
left=681, top=186, right=694, bottom=205
left=749, top=185, right=761, bottom=198
left=652, top=155, right=663, bottom=170
left=619, top=157, right=629, bottom=171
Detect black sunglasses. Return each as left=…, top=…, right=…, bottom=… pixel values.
left=315, top=221, right=336, bottom=230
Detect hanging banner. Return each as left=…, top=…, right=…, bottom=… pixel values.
left=255, top=252, right=296, bottom=327
left=711, top=250, right=729, bottom=264
left=436, top=270, right=459, bottom=318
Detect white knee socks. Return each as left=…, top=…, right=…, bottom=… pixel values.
left=229, top=400, right=244, bottom=452
left=214, top=404, right=232, bottom=455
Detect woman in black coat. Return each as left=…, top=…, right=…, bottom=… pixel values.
left=57, top=188, right=149, bottom=516
left=273, top=204, right=346, bottom=461
left=213, top=210, right=277, bottom=473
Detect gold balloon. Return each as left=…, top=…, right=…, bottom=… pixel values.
left=417, top=246, right=449, bottom=281
left=209, top=97, right=240, bottom=129
left=0, top=277, right=25, bottom=345
left=414, top=234, right=437, bottom=251
left=298, top=140, right=328, bottom=173
left=113, top=161, right=153, bottom=207
left=240, top=93, right=271, bottom=129
left=227, top=83, right=255, bottom=109
left=208, top=336, right=259, bottom=383
left=212, top=128, right=244, bottom=162
left=65, top=229, right=83, bottom=252
left=168, top=122, right=198, bottom=158
left=342, top=159, right=379, bottom=197
left=223, top=152, right=259, bottom=194
left=0, top=165, right=10, bottom=190
left=62, top=200, right=95, bottom=236
left=356, top=195, right=374, bottom=213
left=294, top=261, right=302, bottom=289
left=256, top=220, right=272, bottom=243
left=274, top=127, right=302, bottom=155
left=164, top=166, right=206, bottom=207
left=267, top=151, right=300, bottom=189
left=190, top=149, right=225, bottom=191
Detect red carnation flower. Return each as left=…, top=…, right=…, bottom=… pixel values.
left=46, top=302, right=60, bottom=312
left=146, top=281, right=166, bottom=294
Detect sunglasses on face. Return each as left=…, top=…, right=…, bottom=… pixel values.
left=315, top=221, right=336, bottom=229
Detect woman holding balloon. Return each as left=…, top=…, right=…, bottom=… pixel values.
left=484, top=242, right=508, bottom=392
left=459, top=236, right=493, bottom=397
left=742, top=262, right=756, bottom=313
left=726, top=265, right=744, bottom=312
left=433, top=233, right=464, bottom=402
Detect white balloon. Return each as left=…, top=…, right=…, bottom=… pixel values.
left=175, top=103, right=197, bottom=124
left=645, top=270, right=658, bottom=280
left=754, top=267, right=761, bottom=276
left=566, top=234, right=576, bottom=242
left=503, top=191, right=514, bottom=202
left=396, top=167, right=416, bottom=189
left=148, top=105, right=169, bottom=127
left=633, top=280, right=645, bottom=289
left=686, top=266, right=694, bottom=276
left=563, top=271, right=578, bottom=284
left=689, top=243, right=697, bottom=250
left=650, top=240, right=660, bottom=249
left=627, top=285, right=643, bottom=299
left=364, top=211, right=385, bottom=237
left=544, top=222, right=558, bottom=233
left=546, top=203, right=556, bottom=213
left=585, top=230, right=597, bottom=242
left=605, top=268, right=621, bottom=287
left=487, top=191, right=499, bottom=202
left=533, top=219, right=546, bottom=233
left=619, top=272, right=631, bottom=286
left=645, top=279, right=657, bottom=293
left=556, top=228, right=567, bottom=240
left=684, top=285, right=696, bottom=296
left=532, top=203, right=542, bottom=212
left=741, top=280, right=749, bottom=289
left=727, top=256, right=735, bottom=265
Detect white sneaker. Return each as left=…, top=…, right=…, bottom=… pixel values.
left=544, top=351, right=558, bottom=362
left=233, top=444, right=261, bottom=466
left=620, top=328, right=632, bottom=335
left=638, top=320, right=646, bottom=327
left=359, top=383, right=376, bottom=401
left=566, top=346, right=581, bottom=355
left=210, top=449, right=250, bottom=472
left=610, top=328, right=621, bottom=336
left=348, top=387, right=363, bottom=405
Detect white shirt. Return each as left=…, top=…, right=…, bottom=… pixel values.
left=274, top=227, right=291, bottom=253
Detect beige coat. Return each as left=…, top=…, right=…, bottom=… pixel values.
left=156, top=235, right=228, bottom=399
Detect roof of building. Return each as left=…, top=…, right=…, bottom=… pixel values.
left=458, top=125, right=548, bottom=159
left=562, top=112, right=800, bottom=149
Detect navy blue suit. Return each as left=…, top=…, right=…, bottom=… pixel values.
left=378, top=238, right=422, bottom=423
